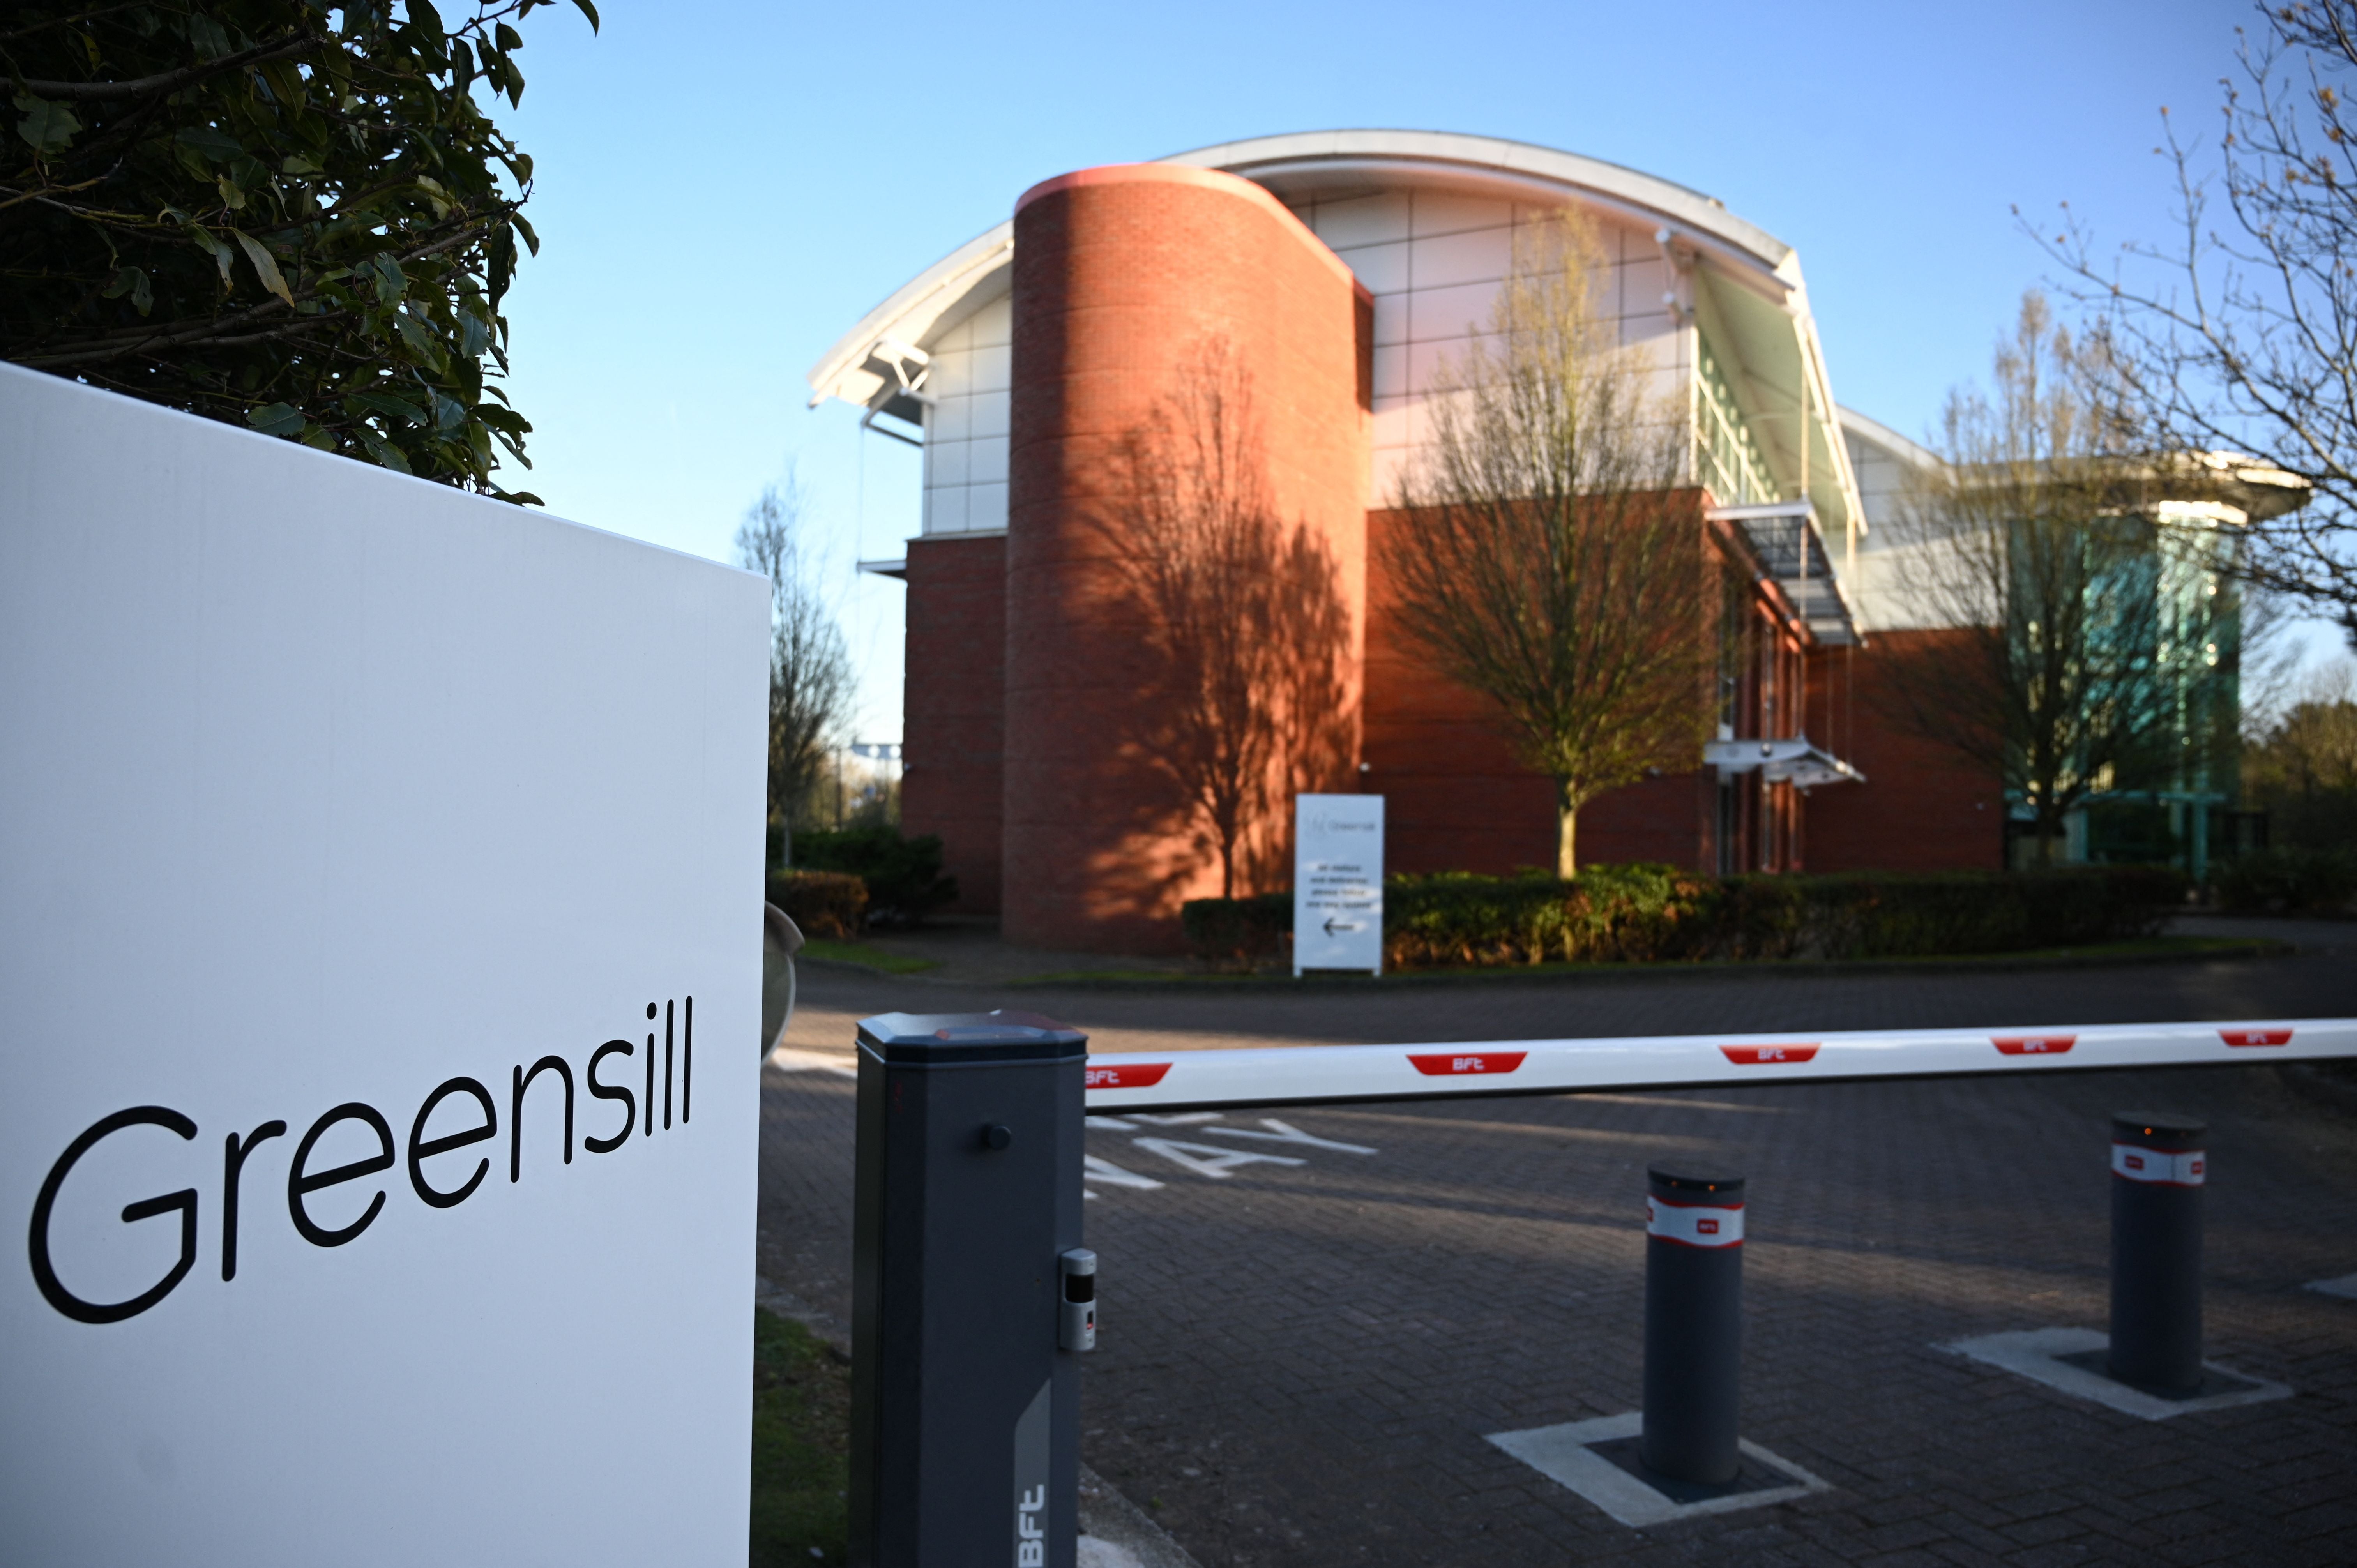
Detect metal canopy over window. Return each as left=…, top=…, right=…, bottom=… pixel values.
left=1707, top=499, right=1859, bottom=648
left=1703, top=735, right=1864, bottom=788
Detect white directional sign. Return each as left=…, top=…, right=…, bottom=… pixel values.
left=1293, top=794, right=1384, bottom=975
left=1, top=366, right=769, bottom=1567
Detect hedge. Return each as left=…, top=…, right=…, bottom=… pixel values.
left=766, top=870, right=869, bottom=940
left=1182, top=864, right=2189, bottom=971
left=788, top=826, right=959, bottom=928
left=2213, top=848, right=2357, bottom=915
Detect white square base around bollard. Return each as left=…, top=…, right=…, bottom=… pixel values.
left=1485, top=1411, right=1832, bottom=1528
left=1942, top=1327, right=2292, bottom=1420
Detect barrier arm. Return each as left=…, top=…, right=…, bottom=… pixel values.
left=1082, top=1019, right=2357, bottom=1115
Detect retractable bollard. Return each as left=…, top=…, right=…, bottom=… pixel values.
left=2108, top=1111, right=2206, bottom=1394
left=1640, top=1165, right=1745, bottom=1485
left=849, top=1011, right=1089, bottom=1568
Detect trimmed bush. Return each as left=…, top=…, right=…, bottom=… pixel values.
left=2214, top=848, right=2357, bottom=914
left=789, top=826, right=959, bottom=927
left=766, top=870, right=869, bottom=940
left=1181, top=865, right=2188, bottom=971
left=1180, top=892, right=1291, bottom=971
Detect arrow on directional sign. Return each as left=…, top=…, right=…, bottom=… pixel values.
left=1323, top=917, right=1362, bottom=936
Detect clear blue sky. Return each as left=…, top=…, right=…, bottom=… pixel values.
left=495, top=0, right=2281, bottom=737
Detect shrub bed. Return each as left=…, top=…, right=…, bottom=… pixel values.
left=1182, top=864, right=2188, bottom=971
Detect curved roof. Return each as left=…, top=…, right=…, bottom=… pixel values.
left=809, top=129, right=1808, bottom=408
left=807, top=129, right=1864, bottom=539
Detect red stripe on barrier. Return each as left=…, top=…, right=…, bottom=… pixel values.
left=2220, top=1028, right=2293, bottom=1047
left=1084, top=1061, right=1173, bottom=1089
left=1719, top=1044, right=1819, bottom=1065
left=1407, top=1051, right=1528, bottom=1077
left=1993, top=1035, right=2076, bottom=1055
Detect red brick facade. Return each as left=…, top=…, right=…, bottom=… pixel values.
left=1800, top=629, right=2004, bottom=871
left=900, top=532, right=1008, bottom=912
left=896, top=163, right=2001, bottom=951
left=1000, top=166, right=1369, bottom=950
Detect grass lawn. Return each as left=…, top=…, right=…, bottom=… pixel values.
left=797, top=938, right=940, bottom=975
left=751, top=1308, right=851, bottom=1566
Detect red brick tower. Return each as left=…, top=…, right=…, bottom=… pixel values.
left=1002, top=165, right=1371, bottom=950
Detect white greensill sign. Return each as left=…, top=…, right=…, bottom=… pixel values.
left=1293, top=793, right=1384, bottom=975
left=0, top=364, right=769, bottom=1567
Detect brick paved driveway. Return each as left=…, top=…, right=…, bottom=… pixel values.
left=759, top=943, right=2357, bottom=1565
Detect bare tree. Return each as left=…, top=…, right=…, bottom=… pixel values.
left=2040, top=4, right=2356, bottom=629
left=1095, top=338, right=1355, bottom=898
left=1878, top=293, right=2242, bottom=863
left=2243, top=658, right=2357, bottom=848
left=1381, top=210, right=1708, bottom=876
left=733, top=473, right=854, bottom=846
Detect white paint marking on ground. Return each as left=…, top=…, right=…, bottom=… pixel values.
left=1198, top=1118, right=1378, bottom=1155
left=765, top=1046, right=857, bottom=1078
left=1569, top=1094, right=1792, bottom=1115
left=1486, top=1412, right=1830, bottom=1528
left=2306, top=1272, right=2357, bottom=1301
left=1084, top=1154, right=1167, bottom=1191
left=1130, top=1138, right=1308, bottom=1180
left=1088, top=1115, right=1140, bottom=1130
left=1131, top=1112, right=1227, bottom=1125
left=1941, top=1327, right=2294, bottom=1420
left=1077, top=1536, right=1151, bottom=1568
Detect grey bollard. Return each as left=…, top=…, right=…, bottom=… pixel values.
left=1640, top=1165, right=1745, bottom=1485
left=848, top=1010, right=1089, bottom=1568
left=2108, top=1111, right=2206, bottom=1393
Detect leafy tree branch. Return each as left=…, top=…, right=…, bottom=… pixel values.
left=2, top=0, right=597, bottom=497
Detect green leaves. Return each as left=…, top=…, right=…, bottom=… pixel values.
left=230, top=230, right=295, bottom=306
left=246, top=402, right=305, bottom=437
left=101, top=267, right=154, bottom=316
left=14, top=93, right=81, bottom=155
left=186, top=223, right=237, bottom=288
left=4, top=0, right=597, bottom=501
left=174, top=126, right=246, bottom=163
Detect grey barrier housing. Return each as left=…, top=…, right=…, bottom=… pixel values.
left=1640, top=1165, right=1746, bottom=1485
left=850, top=1011, right=1089, bottom=1568
left=2108, top=1111, right=2206, bottom=1393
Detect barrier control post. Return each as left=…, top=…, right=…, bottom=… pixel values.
left=849, top=1011, right=1089, bottom=1567
left=1641, top=1164, right=1745, bottom=1485
left=2108, top=1111, right=2205, bottom=1394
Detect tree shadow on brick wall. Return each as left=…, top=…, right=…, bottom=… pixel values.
left=1088, top=337, right=1356, bottom=903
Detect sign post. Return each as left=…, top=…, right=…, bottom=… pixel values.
left=1293, top=794, right=1384, bottom=976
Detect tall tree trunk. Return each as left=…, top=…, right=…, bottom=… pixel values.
left=1557, top=781, right=1579, bottom=878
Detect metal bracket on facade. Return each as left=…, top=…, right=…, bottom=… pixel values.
left=859, top=337, right=933, bottom=447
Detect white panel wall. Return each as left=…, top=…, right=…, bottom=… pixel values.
left=0, top=366, right=769, bottom=1567
left=1841, top=418, right=1972, bottom=630
left=921, top=293, right=1012, bottom=535
left=1290, top=188, right=1687, bottom=503
left=909, top=186, right=1694, bottom=535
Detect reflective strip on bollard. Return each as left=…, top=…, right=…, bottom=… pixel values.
left=1647, top=1197, right=1746, bottom=1247
left=2112, top=1144, right=2207, bottom=1186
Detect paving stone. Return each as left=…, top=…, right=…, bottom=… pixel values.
left=762, top=952, right=2357, bottom=1566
